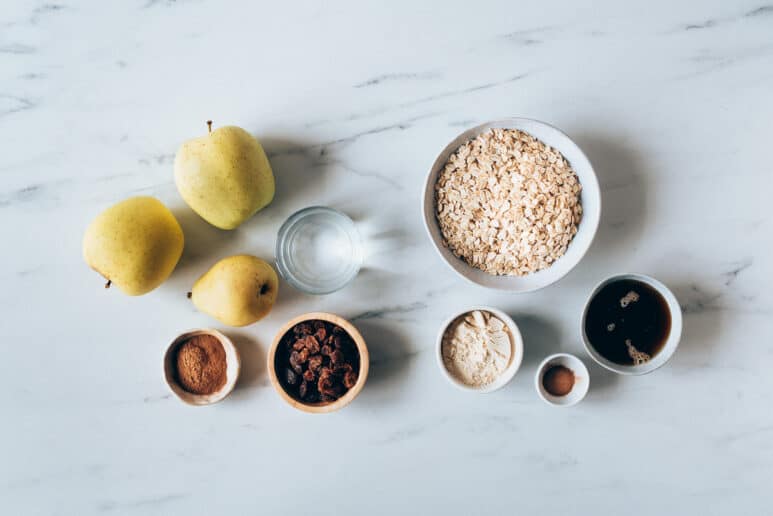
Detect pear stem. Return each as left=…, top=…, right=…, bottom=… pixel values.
left=206, top=120, right=212, bottom=134
left=105, top=280, right=111, bottom=289
left=187, top=292, right=192, bottom=299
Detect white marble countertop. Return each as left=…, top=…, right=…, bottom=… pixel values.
left=3, top=1, right=772, bottom=514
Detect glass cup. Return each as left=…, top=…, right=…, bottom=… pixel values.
left=275, top=206, right=363, bottom=295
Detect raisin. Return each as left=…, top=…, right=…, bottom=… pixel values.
left=314, top=327, right=326, bottom=341
left=320, top=345, right=333, bottom=356
left=292, top=338, right=307, bottom=351
left=343, top=370, right=358, bottom=389
left=285, top=368, right=299, bottom=385
left=330, top=349, right=344, bottom=365
left=318, top=370, right=335, bottom=395
left=299, top=380, right=309, bottom=399
left=297, top=348, right=309, bottom=363
left=289, top=351, right=303, bottom=374
left=303, top=369, right=316, bottom=382
left=312, top=320, right=325, bottom=331
left=320, top=394, right=336, bottom=402
left=329, top=383, right=344, bottom=397
left=294, top=323, right=313, bottom=336
left=305, top=335, right=320, bottom=354
left=332, top=325, right=344, bottom=335
left=333, top=363, right=353, bottom=375
left=332, top=335, right=342, bottom=349
left=308, top=355, right=323, bottom=372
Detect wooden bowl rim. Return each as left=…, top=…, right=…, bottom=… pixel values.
left=267, top=312, right=369, bottom=414
left=163, top=328, right=241, bottom=406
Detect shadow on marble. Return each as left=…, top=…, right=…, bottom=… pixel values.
left=228, top=330, right=268, bottom=396
left=346, top=267, right=411, bottom=306
left=167, top=204, right=235, bottom=284
left=514, top=313, right=563, bottom=370
left=353, top=319, right=415, bottom=405
left=563, top=133, right=649, bottom=280
left=514, top=311, right=620, bottom=398
left=260, top=136, right=335, bottom=213
left=584, top=361, right=620, bottom=400
left=663, top=282, right=724, bottom=370
left=274, top=275, right=315, bottom=309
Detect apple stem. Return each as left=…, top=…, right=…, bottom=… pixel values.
left=105, top=280, right=111, bottom=289
left=187, top=292, right=192, bottom=299
left=206, top=120, right=212, bottom=134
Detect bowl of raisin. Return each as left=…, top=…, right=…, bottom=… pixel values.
left=268, top=312, right=369, bottom=413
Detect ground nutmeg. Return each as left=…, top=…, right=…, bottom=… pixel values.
left=173, top=334, right=227, bottom=395
left=542, top=365, right=575, bottom=397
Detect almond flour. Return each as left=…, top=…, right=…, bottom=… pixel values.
left=441, top=310, right=513, bottom=387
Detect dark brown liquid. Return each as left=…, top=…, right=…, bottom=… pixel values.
left=584, top=279, right=671, bottom=366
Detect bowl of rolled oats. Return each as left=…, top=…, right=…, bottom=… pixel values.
left=422, top=118, right=601, bottom=292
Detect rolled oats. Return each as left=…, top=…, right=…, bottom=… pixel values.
left=434, top=128, right=582, bottom=276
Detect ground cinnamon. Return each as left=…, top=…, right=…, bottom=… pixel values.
left=173, top=334, right=227, bottom=395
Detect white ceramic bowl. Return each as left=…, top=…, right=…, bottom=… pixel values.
left=163, top=328, right=241, bottom=406
left=436, top=306, right=524, bottom=393
left=581, top=273, right=683, bottom=375
left=422, top=118, right=601, bottom=293
left=535, top=353, right=590, bottom=407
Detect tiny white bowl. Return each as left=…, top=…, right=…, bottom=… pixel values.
left=581, top=273, right=683, bottom=375
left=163, top=329, right=241, bottom=406
left=422, top=118, right=601, bottom=293
left=535, top=353, right=590, bottom=407
left=436, top=306, right=524, bottom=393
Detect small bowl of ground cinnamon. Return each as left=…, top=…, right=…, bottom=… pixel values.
left=535, top=353, right=589, bottom=407
left=163, top=329, right=240, bottom=406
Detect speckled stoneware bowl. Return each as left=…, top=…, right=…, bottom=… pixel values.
left=422, top=118, right=601, bottom=293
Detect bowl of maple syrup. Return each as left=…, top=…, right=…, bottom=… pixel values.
left=582, top=273, right=682, bottom=375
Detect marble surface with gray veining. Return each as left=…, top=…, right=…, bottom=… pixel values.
left=2, top=1, right=772, bottom=514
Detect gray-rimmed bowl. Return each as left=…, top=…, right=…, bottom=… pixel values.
left=422, top=118, right=601, bottom=292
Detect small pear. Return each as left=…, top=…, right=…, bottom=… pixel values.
left=191, top=255, right=278, bottom=326
left=83, top=196, right=184, bottom=295
left=174, top=121, right=275, bottom=230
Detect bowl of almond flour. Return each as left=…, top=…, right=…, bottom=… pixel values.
left=436, top=307, right=524, bottom=393
left=422, top=118, right=601, bottom=293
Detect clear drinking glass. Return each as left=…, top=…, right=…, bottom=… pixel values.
left=275, top=206, right=363, bottom=295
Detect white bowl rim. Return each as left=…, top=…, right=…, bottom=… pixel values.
left=534, top=353, right=590, bottom=407
left=435, top=306, right=524, bottom=393
left=421, top=117, right=601, bottom=293
left=581, top=273, right=683, bottom=376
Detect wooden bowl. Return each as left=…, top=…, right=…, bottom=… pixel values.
left=163, top=328, right=241, bottom=406
left=268, top=312, right=369, bottom=413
